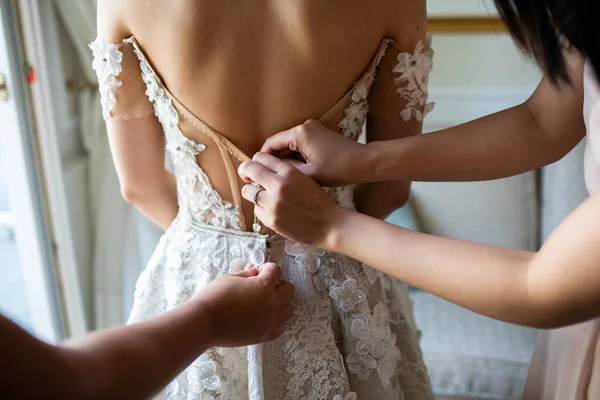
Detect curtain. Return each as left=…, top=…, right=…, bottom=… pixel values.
left=52, top=0, right=155, bottom=329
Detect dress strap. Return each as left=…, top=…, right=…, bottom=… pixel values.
left=158, top=77, right=251, bottom=230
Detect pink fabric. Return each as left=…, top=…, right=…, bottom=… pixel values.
left=523, top=61, right=600, bottom=399
left=584, top=61, right=600, bottom=195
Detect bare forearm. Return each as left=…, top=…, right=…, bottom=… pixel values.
left=62, top=299, right=211, bottom=400
left=368, top=104, right=581, bottom=182
left=324, top=210, right=569, bottom=328
left=108, top=115, right=179, bottom=230
left=0, top=315, right=82, bottom=398
left=129, top=170, right=179, bottom=230
left=0, top=300, right=212, bottom=400
left=239, top=153, right=600, bottom=327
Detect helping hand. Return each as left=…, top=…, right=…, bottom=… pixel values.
left=194, top=263, right=295, bottom=347
left=261, top=119, right=374, bottom=187
left=238, top=152, right=346, bottom=247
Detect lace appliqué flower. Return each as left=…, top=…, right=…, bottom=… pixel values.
left=338, top=101, right=368, bottom=140
left=394, top=37, right=435, bottom=122
left=347, top=303, right=401, bottom=385
left=332, top=186, right=356, bottom=211
left=378, top=336, right=402, bottom=387
left=285, top=241, right=326, bottom=273
left=89, top=39, right=124, bottom=120
left=333, top=393, right=358, bottom=400
left=187, top=361, right=221, bottom=393
left=330, top=279, right=366, bottom=312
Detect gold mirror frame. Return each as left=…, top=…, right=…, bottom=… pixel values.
left=428, top=17, right=506, bottom=33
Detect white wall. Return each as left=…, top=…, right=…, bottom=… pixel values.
left=414, top=30, right=544, bottom=251
left=425, top=33, right=541, bottom=132
left=428, top=0, right=497, bottom=16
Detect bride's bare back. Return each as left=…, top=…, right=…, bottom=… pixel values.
left=93, top=3, right=435, bottom=397
left=97, top=0, right=429, bottom=230
left=102, top=0, right=425, bottom=144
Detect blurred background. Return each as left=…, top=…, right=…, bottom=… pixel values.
left=0, top=1, right=587, bottom=399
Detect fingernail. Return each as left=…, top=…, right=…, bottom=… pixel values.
left=240, top=160, right=249, bottom=169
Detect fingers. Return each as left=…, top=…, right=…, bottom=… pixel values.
left=252, top=205, right=279, bottom=233
left=256, top=262, right=282, bottom=287
left=275, top=303, right=294, bottom=324
left=232, top=266, right=259, bottom=278
left=261, top=126, right=301, bottom=155
left=266, top=303, right=295, bottom=341
left=282, top=158, right=311, bottom=175
left=241, top=184, right=267, bottom=207
left=238, top=159, right=278, bottom=188
left=266, top=324, right=285, bottom=341
left=252, top=152, right=293, bottom=174
left=238, top=152, right=296, bottom=186
left=276, top=280, right=295, bottom=303
left=265, top=304, right=294, bottom=341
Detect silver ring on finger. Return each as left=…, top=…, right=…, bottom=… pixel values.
left=252, top=187, right=265, bottom=206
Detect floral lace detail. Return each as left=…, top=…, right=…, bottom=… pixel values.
left=89, top=39, right=124, bottom=120
left=90, top=38, right=243, bottom=229
left=394, top=36, right=435, bottom=122
left=285, top=240, right=325, bottom=273
left=338, top=102, right=368, bottom=140
left=282, top=239, right=428, bottom=394
left=130, top=219, right=432, bottom=399
left=105, top=35, right=434, bottom=399
left=333, top=393, right=358, bottom=400
left=330, top=279, right=366, bottom=312
left=130, top=222, right=269, bottom=399
left=277, top=307, right=352, bottom=399
left=347, top=303, right=401, bottom=386
left=333, top=45, right=389, bottom=211
left=188, top=361, right=221, bottom=392
left=127, top=41, right=244, bottom=230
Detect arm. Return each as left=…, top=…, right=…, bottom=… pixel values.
left=1, top=265, right=294, bottom=400
left=355, top=0, right=429, bottom=219
left=107, top=116, right=178, bottom=230
left=369, top=50, right=585, bottom=182
left=239, top=155, right=600, bottom=329
left=96, top=1, right=177, bottom=230
left=261, top=50, right=586, bottom=186
left=327, top=197, right=600, bottom=329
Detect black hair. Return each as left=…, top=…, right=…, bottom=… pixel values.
left=493, top=0, right=600, bottom=84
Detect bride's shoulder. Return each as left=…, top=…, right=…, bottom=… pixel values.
left=96, top=0, right=133, bottom=42
left=379, top=0, right=427, bottom=49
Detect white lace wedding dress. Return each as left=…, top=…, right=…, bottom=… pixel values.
left=91, top=34, right=435, bottom=400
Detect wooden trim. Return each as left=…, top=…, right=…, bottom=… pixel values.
left=428, top=17, right=506, bottom=33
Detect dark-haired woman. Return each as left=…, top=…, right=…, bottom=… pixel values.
left=238, top=1, right=600, bottom=398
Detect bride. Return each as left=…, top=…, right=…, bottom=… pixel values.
left=91, top=0, right=434, bottom=398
